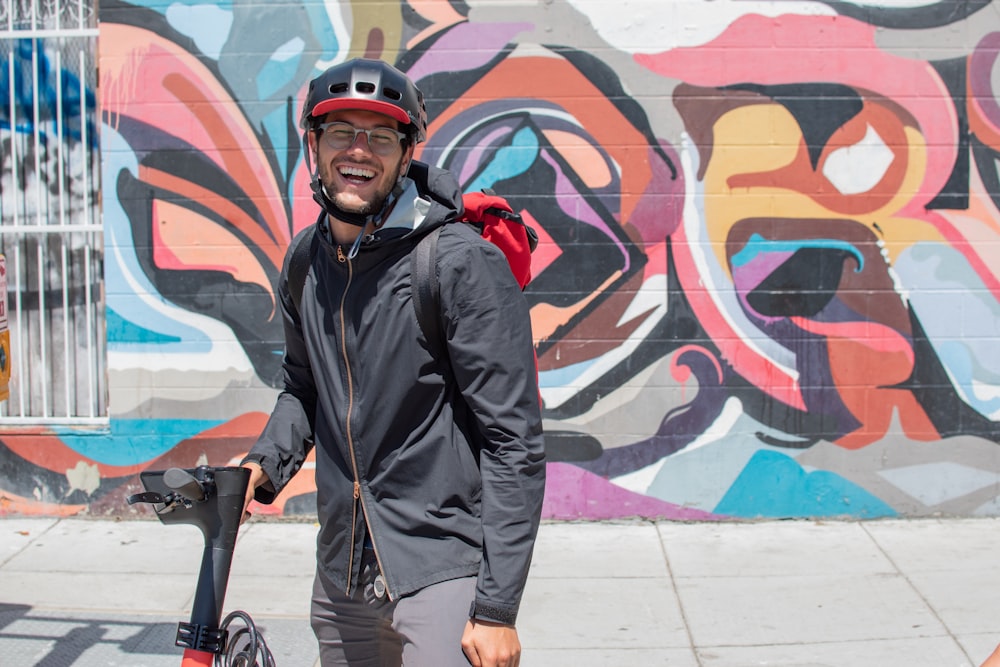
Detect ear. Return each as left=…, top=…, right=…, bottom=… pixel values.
left=400, top=142, right=415, bottom=174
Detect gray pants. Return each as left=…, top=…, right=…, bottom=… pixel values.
left=311, top=548, right=477, bottom=666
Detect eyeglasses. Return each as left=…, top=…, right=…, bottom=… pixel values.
left=316, top=121, right=407, bottom=156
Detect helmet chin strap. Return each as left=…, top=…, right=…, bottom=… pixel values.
left=309, top=179, right=369, bottom=227
left=311, top=178, right=406, bottom=260
left=341, top=181, right=404, bottom=260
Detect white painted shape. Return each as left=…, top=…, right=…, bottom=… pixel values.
left=568, top=0, right=834, bottom=53
left=879, top=462, right=1000, bottom=506
left=822, top=124, right=895, bottom=195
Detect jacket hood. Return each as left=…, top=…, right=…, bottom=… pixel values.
left=402, top=160, right=463, bottom=234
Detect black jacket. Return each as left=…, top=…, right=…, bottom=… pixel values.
left=246, top=161, right=545, bottom=625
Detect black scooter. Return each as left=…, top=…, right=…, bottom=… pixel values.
left=128, top=465, right=274, bottom=667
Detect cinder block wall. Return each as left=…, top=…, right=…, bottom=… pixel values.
left=3, top=1, right=1000, bottom=520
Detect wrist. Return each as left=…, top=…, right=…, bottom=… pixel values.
left=240, top=455, right=268, bottom=487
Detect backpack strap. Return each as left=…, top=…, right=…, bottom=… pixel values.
left=288, top=225, right=318, bottom=314
left=412, top=226, right=443, bottom=350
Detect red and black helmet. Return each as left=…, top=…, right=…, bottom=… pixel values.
left=300, top=58, right=427, bottom=143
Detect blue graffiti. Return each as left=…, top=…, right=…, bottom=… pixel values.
left=731, top=233, right=865, bottom=272
left=53, top=419, right=227, bottom=466
left=715, top=450, right=896, bottom=519
left=0, top=39, right=97, bottom=148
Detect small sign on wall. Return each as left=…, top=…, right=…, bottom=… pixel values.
left=0, top=255, right=9, bottom=402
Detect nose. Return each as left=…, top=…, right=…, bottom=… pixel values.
left=346, top=130, right=372, bottom=154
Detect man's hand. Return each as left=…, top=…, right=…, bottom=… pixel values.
left=240, top=462, right=268, bottom=524
left=461, top=619, right=520, bottom=667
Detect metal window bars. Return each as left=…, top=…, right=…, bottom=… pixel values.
left=0, top=0, right=105, bottom=423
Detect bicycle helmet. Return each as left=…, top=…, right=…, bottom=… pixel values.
left=300, top=58, right=427, bottom=143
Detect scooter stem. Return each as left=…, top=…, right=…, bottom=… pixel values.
left=186, top=468, right=247, bottom=643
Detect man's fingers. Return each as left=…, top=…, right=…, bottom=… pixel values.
left=461, top=621, right=481, bottom=667
left=462, top=642, right=481, bottom=666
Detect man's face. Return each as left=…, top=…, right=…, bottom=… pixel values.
left=310, top=109, right=413, bottom=216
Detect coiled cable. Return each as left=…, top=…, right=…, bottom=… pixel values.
left=216, top=610, right=276, bottom=667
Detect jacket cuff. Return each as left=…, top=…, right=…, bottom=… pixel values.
left=469, top=599, right=518, bottom=626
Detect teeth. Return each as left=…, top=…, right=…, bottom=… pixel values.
left=339, top=166, right=375, bottom=179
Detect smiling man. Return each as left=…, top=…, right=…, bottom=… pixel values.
left=315, top=110, right=411, bottom=220
left=239, top=59, right=546, bottom=667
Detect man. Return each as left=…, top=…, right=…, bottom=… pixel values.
left=240, top=58, right=546, bottom=667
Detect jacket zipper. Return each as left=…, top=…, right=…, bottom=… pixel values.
left=337, top=244, right=393, bottom=601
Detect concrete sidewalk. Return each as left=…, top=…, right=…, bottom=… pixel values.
left=2, top=516, right=1000, bottom=666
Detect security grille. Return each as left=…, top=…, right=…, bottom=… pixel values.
left=0, top=0, right=105, bottom=423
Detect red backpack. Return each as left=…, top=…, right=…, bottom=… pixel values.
left=457, top=190, right=535, bottom=289
left=411, top=189, right=536, bottom=346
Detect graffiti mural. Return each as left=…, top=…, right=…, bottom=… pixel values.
left=2, top=0, right=1000, bottom=520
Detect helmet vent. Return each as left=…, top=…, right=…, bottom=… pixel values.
left=382, top=87, right=403, bottom=102
left=355, top=82, right=376, bottom=94
left=329, top=83, right=348, bottom=94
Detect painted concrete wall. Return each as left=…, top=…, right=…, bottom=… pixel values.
left=3, top=0, right=1000, bottom=520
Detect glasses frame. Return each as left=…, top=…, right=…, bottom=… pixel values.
left=316, top=121, right=408, bottom=156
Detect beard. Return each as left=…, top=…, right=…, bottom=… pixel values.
left=320, top=159, right=402, bottom=216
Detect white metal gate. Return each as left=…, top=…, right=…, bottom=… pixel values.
left=0, top=0, right=104, bottom=424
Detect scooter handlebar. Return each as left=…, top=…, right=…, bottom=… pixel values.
left=163, top=467, right=207, bottom=503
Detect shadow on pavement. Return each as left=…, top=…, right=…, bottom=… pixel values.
left=0, top=603, right=183, bottom=666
